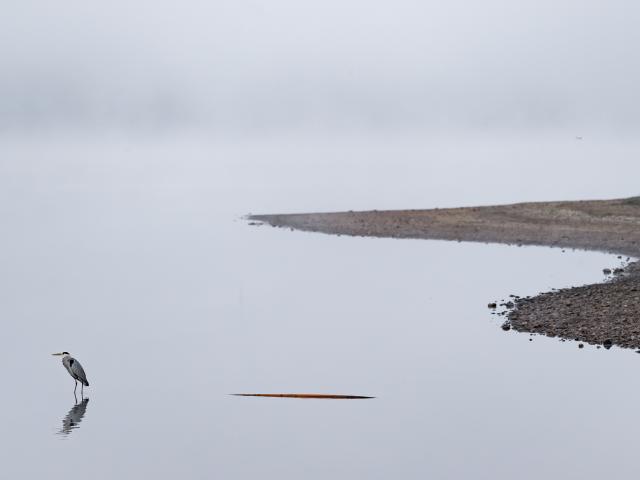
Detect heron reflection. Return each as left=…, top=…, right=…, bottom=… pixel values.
left=57, top=397, right=90, bottom=436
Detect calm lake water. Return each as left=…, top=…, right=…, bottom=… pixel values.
left=1, top=132, right=639, bottom=478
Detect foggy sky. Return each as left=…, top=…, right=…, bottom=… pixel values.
left=2, top=0, right=639, bottom=130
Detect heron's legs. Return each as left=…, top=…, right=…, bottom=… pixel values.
left=81, top=383, right=84, bottom=397
left=74, top=380, right=77, bottom=395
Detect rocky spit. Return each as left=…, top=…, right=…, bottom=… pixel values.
left=249, top=197, right=640, bottom=349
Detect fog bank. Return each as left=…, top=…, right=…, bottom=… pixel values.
left=2, top=0, right=639, bottom=131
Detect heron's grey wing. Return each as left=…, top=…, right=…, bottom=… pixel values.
left=69, top=358, right=89, bottom=386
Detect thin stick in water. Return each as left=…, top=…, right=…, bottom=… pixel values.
left=231, top=393, right=374, bottom=399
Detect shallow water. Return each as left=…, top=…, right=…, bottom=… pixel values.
left=1, top=132, right=639, bottom=478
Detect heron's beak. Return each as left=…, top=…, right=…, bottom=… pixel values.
left=52, top=352, right=64, bottom=356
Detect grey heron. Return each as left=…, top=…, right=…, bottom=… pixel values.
left=52, top=352, right=90, bottom=396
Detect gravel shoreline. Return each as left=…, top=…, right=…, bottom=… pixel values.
left=249, top=197, right=640, bottom=349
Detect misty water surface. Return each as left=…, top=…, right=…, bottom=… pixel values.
left=0, top=133, right=639, bottom=478
left=3, top=0, right=640, bottom=476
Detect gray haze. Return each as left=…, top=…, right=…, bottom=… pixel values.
left=2, top=4, right=640, bottom=478
left=2, top=0, right=640, bottom=131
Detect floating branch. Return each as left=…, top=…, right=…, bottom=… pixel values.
left=231, top=393, right=374, bottom=399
